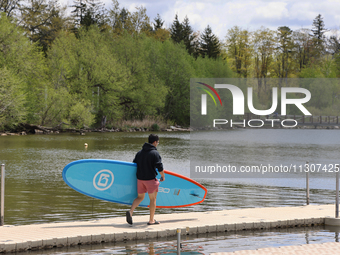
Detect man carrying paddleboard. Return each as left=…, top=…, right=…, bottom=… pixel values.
left=126, top=134, right=165, bottom=225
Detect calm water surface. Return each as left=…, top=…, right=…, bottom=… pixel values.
left=0, top=129, right=339, bottom=225
left=2, top=129, right=340, bottom=254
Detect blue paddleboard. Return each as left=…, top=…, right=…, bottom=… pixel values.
left=62, top=159, right=207, bottom=208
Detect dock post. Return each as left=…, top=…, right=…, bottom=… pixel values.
left=177, top=228, right=181, bottom=255
left=306, top=161, right=309, bottom=205
left=336, top=170, right=339, bottom=218
left=1, top=164, right=4, bottom=226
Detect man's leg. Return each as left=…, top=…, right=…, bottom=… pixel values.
left=130, top=193, right=145, bottom=216
left=126, top=193, right=145, bottom=224
left=148, top=191, right=158, bottom=224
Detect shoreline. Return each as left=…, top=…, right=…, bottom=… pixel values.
left=1, top=123, right=339, bottom=137
left=0, top=124, right=191, bottom=136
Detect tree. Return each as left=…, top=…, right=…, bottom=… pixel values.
left=152, top=13, right=163, bottom=31
left=20, top=0, right=70, bottom=55
left=0, top=0, right=21, bottom=17
left=170, top=14, right=183, bottom=43
left=292, top=29, right=312, bottom=71
left=253, top=27, right=275, bottom=91
left=109, top=2, right=152, bottom=36
left=311, top=14, right=327, bottom=55
left=170, top=14, right=197, bottom=56
left=181, top=16, right=196, bottom=55
left=328, top=35, right=340, bottom=55
left=109, top=6, right=133, bottom=34
left=274, top=26, right=295, bottom=79
left=109, top=32, right=166, bottom=120
left=0, top=68, right=26, bottom=129
left=48, top=27, right=130, bottom=126
left=154, top=40, right=194, bottom=125
left=150, top=13, right=170, bottom=42
left=19, top=0, right=65, bottom=47
left=0, top=13, right=49, bottom=125
left=130, top=5, right=152, bottom=35
left=199, top=25, right=220, bottom=59
left=225, top=26, right=252, bottom=77
left=71, top=0, right=106, bottom=29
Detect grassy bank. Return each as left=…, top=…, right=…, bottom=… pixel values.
left=112, top=116, right=173, bottom=132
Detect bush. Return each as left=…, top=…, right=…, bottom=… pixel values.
left=151, top=123, right=160, bottom=131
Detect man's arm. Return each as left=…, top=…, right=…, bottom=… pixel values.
left=159, top=169, right=165, bottom=182
left=155, top=152, right=165, bottom=181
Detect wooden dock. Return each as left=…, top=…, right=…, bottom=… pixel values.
left=1, top=204, right=339, bottom=253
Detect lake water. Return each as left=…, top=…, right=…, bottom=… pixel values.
left=0, top=129, right=339, bottom=226
left=2, top=129, right=340, bottom=254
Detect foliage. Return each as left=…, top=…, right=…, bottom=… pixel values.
left=225, top=26, right=252, bottom=77
left=151, top=123, right=160, bottom=131
left=0, top=13, right=48, bottom=126
left=68, top=99, right=95, bottom=128
left=170, top=14, right=197, bottom=56
left=311, top=14, right=327, bottom=55
left=71, top=0, right=107, bottom=29
left=199, top=25, right=220, bottom=59
left=0, top=68, right=26, bottom=129
left=1, top=3, right=340, bottom=130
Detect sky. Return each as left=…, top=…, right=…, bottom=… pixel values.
left=62, top=0, right=340, bottom=39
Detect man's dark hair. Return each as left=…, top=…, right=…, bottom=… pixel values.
left=148, top=134, right=159, bottom=144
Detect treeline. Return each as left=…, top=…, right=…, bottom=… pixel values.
left=225, top=14, right=340, bottom=116
left=0, top=0, right=340, bottom=130
left=225, top=15, right=340, bottom=80
left=0, top=0, right=232, bottom=130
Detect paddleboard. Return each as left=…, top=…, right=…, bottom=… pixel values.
left=62, top=159, right=207, bottom=208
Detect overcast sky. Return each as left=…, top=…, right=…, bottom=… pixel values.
left=63, top=0, right=340, bottom=39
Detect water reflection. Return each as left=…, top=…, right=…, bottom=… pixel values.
left=15, top=226, right=340, bottom=255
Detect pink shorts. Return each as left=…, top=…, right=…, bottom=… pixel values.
left=137, top=179, right=160, bottom=194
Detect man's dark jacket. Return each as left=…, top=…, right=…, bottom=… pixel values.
left=133, top=142, right=164, bottom=180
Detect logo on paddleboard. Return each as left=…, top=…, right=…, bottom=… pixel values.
left=93, top=169, right=114, bottom=191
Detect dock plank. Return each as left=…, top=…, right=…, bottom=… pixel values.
left=0, top=204, right=337, bottom=253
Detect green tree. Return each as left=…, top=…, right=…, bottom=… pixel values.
left=20, top=0, right=70, bottom=55
left=253, top=27, right=275, bottom=91
left=154, top=40, right=194, bottom=124
left=0, top=68, right=26, bottom=129
left=199, top=25, right=220, bottom=59
left=130, top=5, right=152, bottom=35
left=170, top=14, right=197, bottom=56
left=71, top=0, right=106, bottom=29
left=170, top=14, right=183, bottom=43
left=153, top=13, right=164, bottom=30
left=109, top=32, right=166, bottom=120
left=182, top=16, right=197, bottom=56
left=293, top=28, right=315, bottom=71
left=311, top=14, right=327, bottom=53
left=48, top=28, right=126, bottom=127
left=19, top=0, right=61, bottom=41
left=47, top=31, right=96, bottom=127
left=108, top=2, right=152, bottom=36
left=274, top=26, right=295, bottom=80
left=225, top=26, right=252, bottom=77
left=0, top=13, right=47, bottom=125
left=108, top=2, right=132, bottom=35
